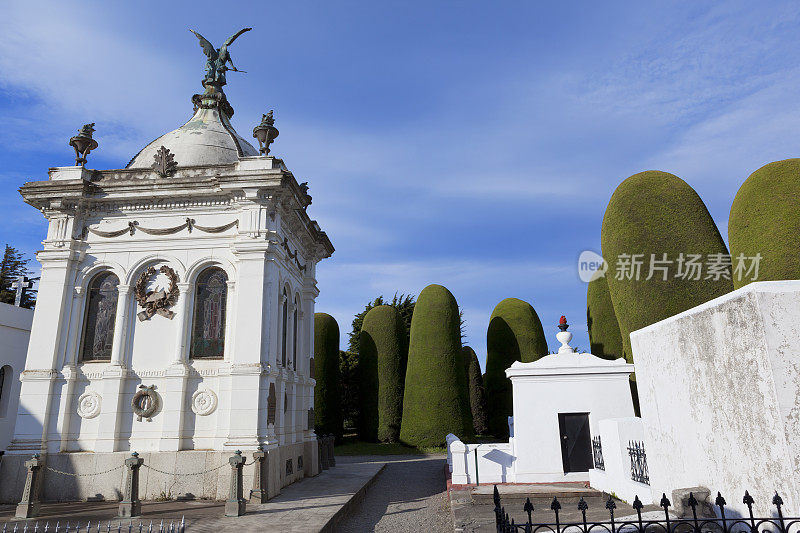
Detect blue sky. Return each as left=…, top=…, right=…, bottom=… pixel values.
left=2, top=1, right=800, bottom=368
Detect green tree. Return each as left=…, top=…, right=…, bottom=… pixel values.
left=601, top=171, right=732, bottom=361
left=586, top=276, right=623, bottom=360
left=400, top=284, right=472, bottom=447
left=314, top=313, right=343, bottom=439
left=461, top=346, right=488, bottom=435
left=0, top=245, right=36, bottom=309
left=361, top=305, right=407, bottom=442
left=729, top=159, right=800, bottom=288
left=341, top=294, right=415, bottom=430
left=485, top=298, right=547, bottom=437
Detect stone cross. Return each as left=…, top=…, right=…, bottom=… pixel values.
left=15, top=454, right=42, bottom=518
left=249, top=445, right=267, bottom=504
left=10, top=275, right=33, bottom=307
left=119, top=452, right=144, bottom=517
left=224, top=450, right=247, bottom=517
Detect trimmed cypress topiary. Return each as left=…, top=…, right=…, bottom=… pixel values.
left=314, top=313, right=343, bottom=439
left=601, top=171, right=733, bottom=361
left=400, top=284, right=472, bottom=447
left=729, top=159, right=800, bottom=289
left=361, top=305, right=407, bottom=443
left=461, top=346, right=488, bottom=435
left=485, top=298, right=547, bottom=437
left=586, top=276, right=624, bottom=360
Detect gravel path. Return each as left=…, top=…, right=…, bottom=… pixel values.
left=336, top=455, right=452, bottom=533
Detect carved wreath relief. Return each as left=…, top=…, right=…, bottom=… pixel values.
left=135, top=265, right=179, bottom=321
left=77, top=391, right=102, bottom=419
left=191, top=389, right=218, bottom=416
left=132, top=385, right=159, bottom=421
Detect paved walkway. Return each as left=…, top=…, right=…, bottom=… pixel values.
left=0, top=460, right=385, bottom=532
left=336, top=455, right=452, bottom=533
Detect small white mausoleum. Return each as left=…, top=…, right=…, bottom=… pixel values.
left=449, top=320, right=635, bottom=485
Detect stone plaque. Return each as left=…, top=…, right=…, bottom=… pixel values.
left=267, top=383, right=276, bottom=425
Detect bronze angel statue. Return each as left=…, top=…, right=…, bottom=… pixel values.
left=189, top=27, right=252, bottom=88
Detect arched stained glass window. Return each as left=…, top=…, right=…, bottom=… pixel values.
left=281, top=288, right=288, bottom=367
left=81, top=272, right=120, bottom=361
left=293, top=296, right=299, bottom=370
left=190, top=267, right=228, bottom=359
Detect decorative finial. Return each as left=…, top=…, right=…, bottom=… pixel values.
left=556, top=315, right=574, bottom=354
left=151, top=146, right=178, bottom=177
left=69, top=123, right=98, bottom=167
left=189, top=28, right=252, bottom=90
left=253, top=111, right=279, bottom=155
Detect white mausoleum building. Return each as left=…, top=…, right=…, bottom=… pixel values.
left=0, top=72, right=333, bottom=501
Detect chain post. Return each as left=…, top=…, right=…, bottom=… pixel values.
left=249, top=444, right=267, bottom=503
left=16, top=453, right=43, bottom=518
left=119, top=452, right=144, bottom=518
left=224, top=450, right=246, bottom=517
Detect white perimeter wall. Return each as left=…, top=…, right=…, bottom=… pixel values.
left=631, top=280, right=800, bottom=516
left=0, top=302, right=33, bottom=450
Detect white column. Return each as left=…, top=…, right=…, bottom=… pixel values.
left=171, top=283, right=191, bottom=363
left=110, top=287, right=130, bottom=366
left=10, top=248, right=78, bottom=453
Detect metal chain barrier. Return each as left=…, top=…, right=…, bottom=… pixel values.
left=141, top=462, right=228, bottom=476
left=45, top=464, right=124, bottom=477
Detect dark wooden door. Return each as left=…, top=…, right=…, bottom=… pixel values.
left=558, top=413, right=593, bottom=473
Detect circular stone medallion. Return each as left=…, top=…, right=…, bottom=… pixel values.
left=77, top=391, right=102, bottom=419
left=191, top=389, right=218, bottom=416
left=131, top=386, right=159, bottom=421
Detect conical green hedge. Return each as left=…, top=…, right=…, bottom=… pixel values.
left=485, top=298, right=547, bottom=437
left=586, top=276, right=624, bottom=360
left=461, top=346, right=488, bottom=435
left=314, top=313, right=343, bottom=439
left=400, top=284, right=472, bottom=446
left=601, top=171, right=733, bottom=361
left=361, top=305, right=407, bottom=443
left=729, top=159, right=800, bottom=289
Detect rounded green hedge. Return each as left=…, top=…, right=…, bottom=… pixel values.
left=462, top=346, right=488, bottom=435
left=729, top=159, right=800, bottom=289
left=314, top=313, right=343, bottom=438
left=586, top=276, right=624, bottom=360
left=361, top=305, right=407, bottom=443
left=485, top=298, right=547, bottom=437
left=601, top=171, right=732, bottom=361
left=400, top=284, right=472, bottom=447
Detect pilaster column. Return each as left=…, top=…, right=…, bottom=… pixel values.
left=110, top=287, right=131, bottom=366
left=171, top=283, right=191, bottom=364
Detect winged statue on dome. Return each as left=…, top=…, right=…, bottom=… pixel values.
left=189, top=27, right=252, bottom=88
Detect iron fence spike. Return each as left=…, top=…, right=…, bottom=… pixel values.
left=551, top=496, right=561, bottom=511
left=660, top=493, right=671, bottom=508
left=524, top=497, right=534, bottom=514
left=606, top=494, right=617, bottom=510
left=773, top=492, right=784, bottom=507
left=743, top=490, right=754, bottom=506
left=632, top=495, right=643, bottom=511
left=578, top=496, right=588, bottom=511
left=715, top=492, right=726, bottom=507
left=687, top=492, right=698, bottom=509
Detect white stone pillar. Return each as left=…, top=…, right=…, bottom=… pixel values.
left=171, top=283, right=191, bottom=364
left=110, top=287, right=131, bottom=366
left=10, top=248, right=78, bottom=453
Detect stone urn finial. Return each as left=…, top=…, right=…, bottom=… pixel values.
left=556, top=315, right=574, bottom=354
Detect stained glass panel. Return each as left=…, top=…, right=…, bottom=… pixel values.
left=81, top=272, right=119, bottom=361
left=281, top=289, right=288, bottom=367
left=292, top=297, right=299, bottom=370
left=190, top=267, right=227, bottom=359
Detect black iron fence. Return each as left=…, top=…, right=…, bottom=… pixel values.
left=493, top=485, right=799, bottom=533
left=628, top=440, right=649, bottom=485
left=0, top=519, right=184, bottom=532
left=592, top=436, right=604, bottom=471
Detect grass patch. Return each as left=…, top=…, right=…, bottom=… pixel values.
left=333, top=434, right=446, bottom=455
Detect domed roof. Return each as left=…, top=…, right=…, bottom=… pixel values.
left=127, top=92, right=258, bottom=170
